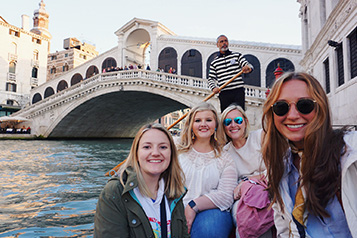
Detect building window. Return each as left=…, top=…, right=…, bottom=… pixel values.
left=323, top=58, right=330, bottom=94
left=9, top=29, right=20, bottom=37
left=32, top=37, right=41, bottom=44
left=188, top=50, right=196, bottom=57
left=9, top=61, right=16, bottom=74
left=32, top=67, right=38, bottom=78
left=6, top=100, right=14, bottom=105
left=50, top=67, right=56, bottom=74
left=6, top=82, right=17, bottom=92
left=63, top=64, right=69, bottom=72
left=348, top=27, right=357, bottom=79
left=51, top=55, right=57, bottom=60
left=33, top=51, right=39, bottom=60
left=336, top=44, right=344, bottom=86
left=65, top=53, right=68, bottom=57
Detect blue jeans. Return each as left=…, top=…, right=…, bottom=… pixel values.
left=191, top=208, right=233, bottom=238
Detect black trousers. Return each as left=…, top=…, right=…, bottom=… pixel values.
left=218, top=87, right=245, bottom=112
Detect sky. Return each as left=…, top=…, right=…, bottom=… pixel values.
left=2, top=0, right=302, bottom=54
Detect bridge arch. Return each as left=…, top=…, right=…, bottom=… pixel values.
left=44, top=87, right=55, bottom=98
left=158, top=47, right=177, bottom=72
left=181, top=49, right=202, bottom=78
left=206, top=52, right=219, bottom=79
left=102, top=57, right=117, bottom=72
left=32, top=93, right=42, bottom=104
left=86, top=65, right=99, bottom=79
left=243, top=54, right=261, bottom=87
left=124, top=29, right=151, bottom=67
left=57, top=80, right=68, bottom=92
left=266, top=58, right=295, bottom=88
left=71, top=73, right=83, bottom=86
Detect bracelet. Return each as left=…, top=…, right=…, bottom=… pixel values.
left=188, top=200, right=199, bottom=213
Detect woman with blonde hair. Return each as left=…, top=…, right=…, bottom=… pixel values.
left=221, top=104, right=273, bottom=238
left=177, top=102, right=237, bottom=238
left=261, top=72, right=357, bottom=237
left=94, top=123, right=189, bottom=238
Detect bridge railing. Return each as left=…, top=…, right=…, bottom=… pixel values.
left=21, top=70, right=267, bottom=116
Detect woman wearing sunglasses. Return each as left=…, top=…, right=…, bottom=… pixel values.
left=262, top=72, right=357, bottom=237
left=221, top=104, right=274, bottom=238
left=177, top=102, right=238, bottom=238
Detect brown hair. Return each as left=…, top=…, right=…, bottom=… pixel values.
left=177, top=102, right=225, bottom=157
left=261, top=72, right=346, bottom=217
left=119, top=123, right=185, bottom=199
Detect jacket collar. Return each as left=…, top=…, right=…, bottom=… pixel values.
left=218, top=50, right=232, bottom=58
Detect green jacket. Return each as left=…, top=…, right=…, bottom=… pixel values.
left=94, top=167, right=190, bottom=238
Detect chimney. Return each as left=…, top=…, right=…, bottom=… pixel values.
left=21, top=14, right=30, bottom=31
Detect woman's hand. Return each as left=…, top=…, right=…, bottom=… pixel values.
left=234, top=181, right=244, bottom=200
left=184, top=205, right=197, bottom=234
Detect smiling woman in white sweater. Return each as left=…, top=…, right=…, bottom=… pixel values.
left=177, top=102, right=238, bottom=238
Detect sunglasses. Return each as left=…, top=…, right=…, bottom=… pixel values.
left=223, top=117, right=243, bottom=126
left=272, top=98, right=316, bottom=116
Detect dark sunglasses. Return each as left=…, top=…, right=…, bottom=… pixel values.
left=223, top=117, right=243, bottom=126
left=272, top=98, right=316, bottom=116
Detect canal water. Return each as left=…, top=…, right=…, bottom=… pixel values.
left=0, top=139, right=133, bottom=237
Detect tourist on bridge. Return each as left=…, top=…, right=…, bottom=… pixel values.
left=177, top=102, right=237, bottom=238
left=94, top=123, right=189, bottom=237
left=261, top=72, right=357, bottom=237
left=208, top=35, right=253, bottom=112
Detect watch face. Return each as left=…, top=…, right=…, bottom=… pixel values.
left=188, top=200, right=196, bottom=208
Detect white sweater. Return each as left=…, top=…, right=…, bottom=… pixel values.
left=179, top=148, right=238, bottom=211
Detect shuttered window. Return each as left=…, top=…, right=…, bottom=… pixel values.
left=323, top=58, right=330, bottom=94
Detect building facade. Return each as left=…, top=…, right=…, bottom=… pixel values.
left=298, top=0, right=357, bottom=126
left=47, top=38, right=98, bottom=81
left=0, top=1, right=50, bottom=116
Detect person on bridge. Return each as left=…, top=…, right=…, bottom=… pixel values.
left=177, top=102, right=237, bottom=238
left=94, top=123, right=189, bottom=238
left=208, top=35, right=253, bottom=112
left=261, top=72, right=357, bottom=237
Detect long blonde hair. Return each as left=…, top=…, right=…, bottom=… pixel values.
left=177, top=102, right=225, bottom=156
left=262, top=72, right=346, bottom=217
left=119, top=123, right=185, bottom=199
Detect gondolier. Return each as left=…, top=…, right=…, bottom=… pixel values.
left=208, top=35, right=253, bottom=111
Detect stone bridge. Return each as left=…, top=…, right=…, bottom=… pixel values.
left=13, top=70, right=267, bottom=138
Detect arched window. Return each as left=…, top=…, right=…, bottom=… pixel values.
left=181, top=49, right=202, bottom=78
left=86, top=65, right=99, bottom=79
left=206, top=52, right=219, bottom=78
left=158, top=47, right=177, bottom=72
left=266, top=58, right=295, bottom=88
left=44, top=87, right=55, bottom=98
left=243, top=54, right=261, bottom=87
left=102, top=57, right=117, bottom=71
left=32, top=67, right=38, bottom=78
left=71, top=73, right=83, bottom=86
left=57, top=80, right=68, bottom=92
left=32, top=93, right=42, bottom=104
left=9, top=61, right=16, bottom=74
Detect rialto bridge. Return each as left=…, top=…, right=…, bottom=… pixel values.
left=13, top=70, right=267, bottom=138
left=10, top=18, right=301, bottom=138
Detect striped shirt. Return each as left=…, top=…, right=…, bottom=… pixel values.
left=208, top=50, right=252, bottom=92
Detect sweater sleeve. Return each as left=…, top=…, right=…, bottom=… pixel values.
left=208, top=62, right=218, bottom=90
left=94, top=180, right=130, bottom=238
left=205, top=152, right=238, bottom=210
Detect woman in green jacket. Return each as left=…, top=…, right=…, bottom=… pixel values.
left=94, top=123, right=189, bottom=238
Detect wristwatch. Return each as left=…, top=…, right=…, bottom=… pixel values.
left=188, top=200, right=199, bottom=213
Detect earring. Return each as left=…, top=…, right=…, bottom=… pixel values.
left=192, top=131, right=195, bottom=140
left=214, top=128, right=217, bottom=141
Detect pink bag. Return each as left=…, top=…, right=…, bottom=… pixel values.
left=236, top=178, right=275, bottom=238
